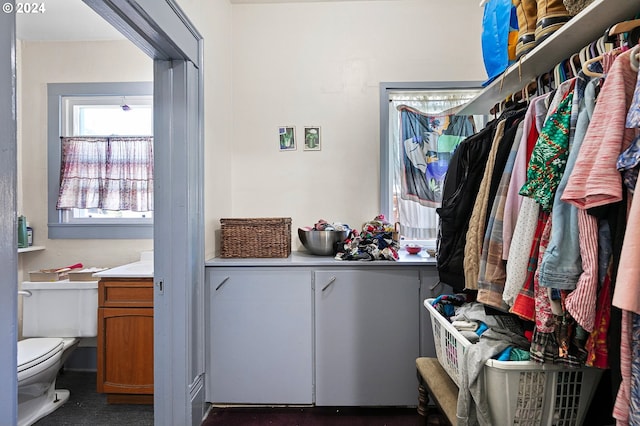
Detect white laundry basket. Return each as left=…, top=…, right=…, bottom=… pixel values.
left=424, top=298, right=603, bottom=426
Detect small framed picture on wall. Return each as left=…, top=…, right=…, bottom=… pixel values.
left=279, top=126, right=296, bottom=151
left=304, top=126, right=321, bottom=151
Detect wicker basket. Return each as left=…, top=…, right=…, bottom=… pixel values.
left=563, top=0, right=594, bottom=16
left=220, top=217, right=292, bottom=258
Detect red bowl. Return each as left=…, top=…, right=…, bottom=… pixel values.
left=406, top=246, right=422, bottom=255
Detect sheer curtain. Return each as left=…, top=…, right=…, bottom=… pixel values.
left=389, top=91, right=481, bottom=240
left=57, top=136, right=153, bottom=212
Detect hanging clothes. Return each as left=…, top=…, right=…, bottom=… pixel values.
left=437, top=42, right=640, bottom=422
left=562, top=49, right=637, bottom=210
left=612, top=66, right=640, bottom=315
left=538, top=71, right=597, bottom=293
left=502, top=196, right=540, bottom=307
left=464, top=108, right=525, bottom=291
left=509, top=210, right=549, bottom=321
left=519, top=83, right=574, bottom=212
left=502, top=93, right=549, bottom=260
left=463, top=119, right=507, bottom=291
left=437, top=121, right=498, bottom=292
left=502, top=79, right=573, bottom=309
left=476, top=120, right=524, bottom=310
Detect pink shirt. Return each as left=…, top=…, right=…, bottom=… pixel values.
left=561, top=50, right=637, bottom=209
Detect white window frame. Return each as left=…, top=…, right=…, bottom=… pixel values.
left=63, top=95, right=153, bottom=137
left=47, top=82, right=154, bottom=239
left=379, top=81, right=484, bottom=248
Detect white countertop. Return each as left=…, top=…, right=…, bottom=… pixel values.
left=93, top=251, right=154, bottom=278
left=205, top=249, right=437, bottom=267
left=93, top=260, right=153, bottom=278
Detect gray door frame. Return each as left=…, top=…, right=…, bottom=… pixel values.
left=0, top=5, right=18, bottom=423
left=0, top=1, right=206, bottom=425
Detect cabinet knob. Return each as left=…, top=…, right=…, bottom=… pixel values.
left=215, top=276, right=230, bottom=291
left=321, top=276, right=337, bottom=292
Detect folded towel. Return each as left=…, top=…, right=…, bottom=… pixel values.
left=452, top=320, right=479, bottom=332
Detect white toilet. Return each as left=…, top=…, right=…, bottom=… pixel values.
left=18, top=280, right=98, bottom=426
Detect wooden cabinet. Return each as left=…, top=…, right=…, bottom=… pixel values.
left=314, top=268, right=420, bottom=406
left=97, top=278, right=154, bottom=404
left=206, top=268, right=313, bottom=404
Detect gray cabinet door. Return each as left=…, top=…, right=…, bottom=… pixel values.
left=314, top=268, right=420, bottom=406
left=207, top=268, right=313, bottom=404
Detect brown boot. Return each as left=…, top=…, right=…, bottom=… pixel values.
left=514, top=0, right=538, bottom=59
left=535, top=0, right=571, bottom=45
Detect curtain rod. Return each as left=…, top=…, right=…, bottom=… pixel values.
left=60, top=135, right=153, bottom=138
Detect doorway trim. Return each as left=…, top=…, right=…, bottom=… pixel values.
left=0, top=4, right=18, bottom=422
left=81, top=1, right=206, bottom=424
left=0, top=1, right=206, bottom=425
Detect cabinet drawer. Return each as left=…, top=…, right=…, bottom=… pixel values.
left=99, top=278, right=154, bottom=308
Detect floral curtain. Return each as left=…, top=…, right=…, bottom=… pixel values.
left=56, top=136, right=153, bottom=212
left=398, top=106, right=476, bottom=208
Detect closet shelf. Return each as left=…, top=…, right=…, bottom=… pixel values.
left=460, top=0, right=640, bottom=115
left=18, top=246, right=45, bottom=253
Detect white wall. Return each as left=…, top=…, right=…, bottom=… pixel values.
left=176, top=0, right=234, bottom=260
left=18, top=40, right=154, bottom=277
left=230, top=0, right=485, bottom=251
left=18, top=0, right=487, bottom=266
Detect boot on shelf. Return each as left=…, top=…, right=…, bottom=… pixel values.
left=535, top=0, right=571, bottom=45
left=514, top=0, right=538, bottom=59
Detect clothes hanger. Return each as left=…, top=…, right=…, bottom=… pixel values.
left=630, top=44, right=640, bottom=73
left=596, top=36, right=606, bottom=56
left=517, top=80, right=536, bottom=103
left=608, top=19, right=640, bottom=37
left=537, top=73, right=549, bottom=94
left=540, top=72, right=555, bottom=93
left=582, top=55, right=604, bottom=77
left=579, top=45, right=590, bottom=67
left=581, top=40, right=605, bottom=78
left=553, top=63, right=562, bottom=86
left=523, top=80, right=537, bottom=102
left=589, top=40, right=599, bottom=59
left=569, top=54, right=580, bottom=78
left=609, top=19, right=640, bottom=48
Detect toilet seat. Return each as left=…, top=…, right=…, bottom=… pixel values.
left=18, top=338, right=64, bottom=375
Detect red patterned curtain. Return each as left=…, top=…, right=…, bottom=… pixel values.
left=56, top=136, right=153, bottom=212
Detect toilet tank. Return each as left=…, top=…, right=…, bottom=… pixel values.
left=21, top=280, right=98, bottom=338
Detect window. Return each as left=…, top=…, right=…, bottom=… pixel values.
left=379, top=82, right=485, bottom=246
left=48, top=82, right=154, bottom=239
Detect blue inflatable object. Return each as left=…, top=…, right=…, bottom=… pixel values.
left=481, top=0, right=517, bottom=86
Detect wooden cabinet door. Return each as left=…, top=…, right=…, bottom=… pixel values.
left=206, top=268, right=313, bottom=404
left=97, top=307, right=154, bottom=395
left=314, top=268, right=420, bottom=406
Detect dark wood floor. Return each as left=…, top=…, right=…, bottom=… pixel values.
left=200, top=406, right=446, bottom=426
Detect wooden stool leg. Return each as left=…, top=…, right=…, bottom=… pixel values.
left=417, top=382, right=431, bottom=417
left=416, top=369, right=431, bottom=419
